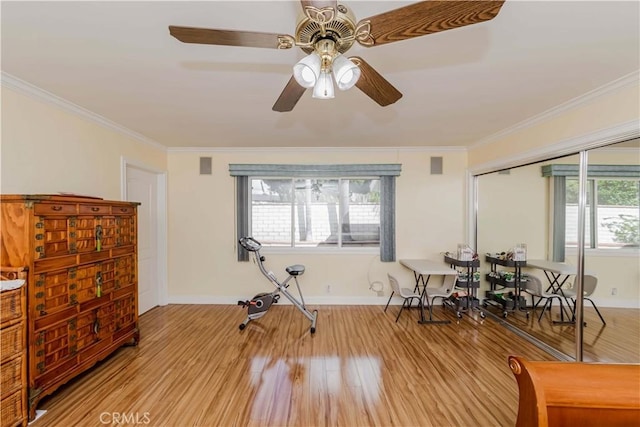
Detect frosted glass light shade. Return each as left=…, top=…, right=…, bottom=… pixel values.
left=332, top=55, right=361, bottom=90
left=312, top=71, right=335, bottom=99
left=293, top=53, right=321, bottom=88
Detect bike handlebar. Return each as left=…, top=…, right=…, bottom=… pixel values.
left=239, top=236, right=262, bottom=252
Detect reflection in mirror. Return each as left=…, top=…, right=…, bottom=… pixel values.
left=477, top=141, right=640, bottom=362
left=583, top=139, right=639, bottom=362
left=477, top=154, right=579, bottom=359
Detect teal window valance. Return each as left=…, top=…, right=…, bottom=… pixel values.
left=541, top=164, right=640, bottom=178
left=229, top=163, right=402, bottom=177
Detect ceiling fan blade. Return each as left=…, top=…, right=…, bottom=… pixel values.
left=272, top=77, right=307, bottom=112
left=349, top=57, right=402, bottom=107
left=169, top=26, right=294, bottom=49
left=356, top=0, right=505, bottom=47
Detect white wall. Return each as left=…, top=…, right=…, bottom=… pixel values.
left=1, top=87, right=167, bottom=198
left=467, top=81, right=640, bottom=169
left=167, top=149, right=469, bottom=304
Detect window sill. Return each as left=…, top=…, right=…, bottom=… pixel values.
left=565, top=247, right=640, bottom=257
left=260, top=246, right=380, bottom=256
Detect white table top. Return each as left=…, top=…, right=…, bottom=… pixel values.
left=399, top=259, right=458, bottom=276
left=527, top=259, right=594, bottom=276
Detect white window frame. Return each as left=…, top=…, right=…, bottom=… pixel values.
left=565, top=176, right=639, bottom=254
left=248, top=176, right=381, bottom=253
left=230, top=164, right=401, bottom=261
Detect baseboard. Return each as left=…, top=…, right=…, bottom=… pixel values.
left=478, top=296, right=638, bottom=309
left=590, top=298, right=640, bottom=309
left=169, top=295, right=638, bottom=308
left=168, top=295, right=403, bottom=306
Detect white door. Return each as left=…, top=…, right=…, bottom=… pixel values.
left=126, top=166, right=159, bottom=314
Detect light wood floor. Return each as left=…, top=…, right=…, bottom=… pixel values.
left=33, top=304, right=558, bottom=427
left=482, top=300, right=640, bottom=363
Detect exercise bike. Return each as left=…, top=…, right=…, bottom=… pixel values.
left=238, top=237, right=318, bottom=334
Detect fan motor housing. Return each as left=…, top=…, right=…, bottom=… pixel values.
left=295, top=4, right=357, bottom=54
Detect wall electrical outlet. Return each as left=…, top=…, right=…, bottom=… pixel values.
left=611, top=287, right=617, bottom=296
left=326, top=284, right=331, bottom=294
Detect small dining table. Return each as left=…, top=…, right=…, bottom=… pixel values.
left=399, top=259, right=458, bottom=324
left=526, top=259, right=594, bottom=324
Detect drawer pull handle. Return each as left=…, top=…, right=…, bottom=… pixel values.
left=120, top=208, right=128, bottom=212
left=96, top=225, right=103, bottom=252
left=51, top=206, right=62, bottom=211
left=91, top=207, right=100, bottom=212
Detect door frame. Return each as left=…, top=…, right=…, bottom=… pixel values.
left=120, top=157, right=168, bottom=307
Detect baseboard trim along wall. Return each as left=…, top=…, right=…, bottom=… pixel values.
left=169, top=295, right=398, bottom=306
left=167, top=295, right=637, bottom=308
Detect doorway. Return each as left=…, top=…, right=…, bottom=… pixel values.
left=122, top=160, right=167, bottom=314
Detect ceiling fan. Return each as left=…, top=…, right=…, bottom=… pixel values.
left=169, top=0, right=505, bottom=112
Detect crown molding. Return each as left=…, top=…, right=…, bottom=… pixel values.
left=0, top=73, right=468, bottom=153
left=469, top=119, right=640, bottom=175
left=166, top=145, right=468, bottom=153
left=1, top=72, right=167, bottom=151
left=471, top=70, right=640, bottom=149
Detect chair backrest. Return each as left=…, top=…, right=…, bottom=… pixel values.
left=387, top=273, right=401, bottom=295
left=582, top=275, right=598, bottom=296
left=524, top=275, right=543, bottom=297
left=424, top=274, right=457, bottom=300
left=441, top=274, right=457, bottom=296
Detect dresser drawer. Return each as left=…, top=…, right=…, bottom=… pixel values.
left=0, top=289, right=22, bottom=324
left=112, top=206, right=135, bottom=215
left=0, top=389, right=24, bottom=427
left=0, top=324, right=23, bottom=363
left=34, top=203, right=76, bottom=215
left=0, top=356, right=23, bottom=399
left=79, top=204, right=110, bottom=215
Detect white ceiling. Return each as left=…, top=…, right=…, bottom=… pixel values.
left=2, top=1, right=639, bottom=149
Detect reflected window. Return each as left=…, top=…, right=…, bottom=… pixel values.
left=566, top=178, right=639, bottom=249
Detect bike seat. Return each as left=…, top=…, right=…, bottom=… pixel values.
left=286, top=264, right=305, bottom=276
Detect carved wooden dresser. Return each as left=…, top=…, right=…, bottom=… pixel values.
left=0, top=195, right=139, bottom=420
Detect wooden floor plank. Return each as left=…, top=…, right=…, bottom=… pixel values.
left=32, top=303, right=637, bottom=426
left=483, top=304, right=640, bottom=362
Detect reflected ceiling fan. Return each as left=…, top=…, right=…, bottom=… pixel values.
left=169, top=0, right=505, bottom=112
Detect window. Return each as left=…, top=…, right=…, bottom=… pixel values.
left=543, top=164, right=640, bottom=259
left=251, top=178, right=381, bottom=248
left=230, top=164, right=401, bottom=261
left=565, top=178, right=639, bottom=249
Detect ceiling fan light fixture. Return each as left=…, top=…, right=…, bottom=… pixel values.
left=312, top=71, right=335, bottom=99
left=332, top=54, right=360, bottom=90
left=293, top=53, right=321, bottom=88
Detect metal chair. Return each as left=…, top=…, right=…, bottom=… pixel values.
left=524, top=275, right=565, bottom=322
left=559, top=275, right=606, bottom=325
left=384, top=273, right=423, bottom=322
